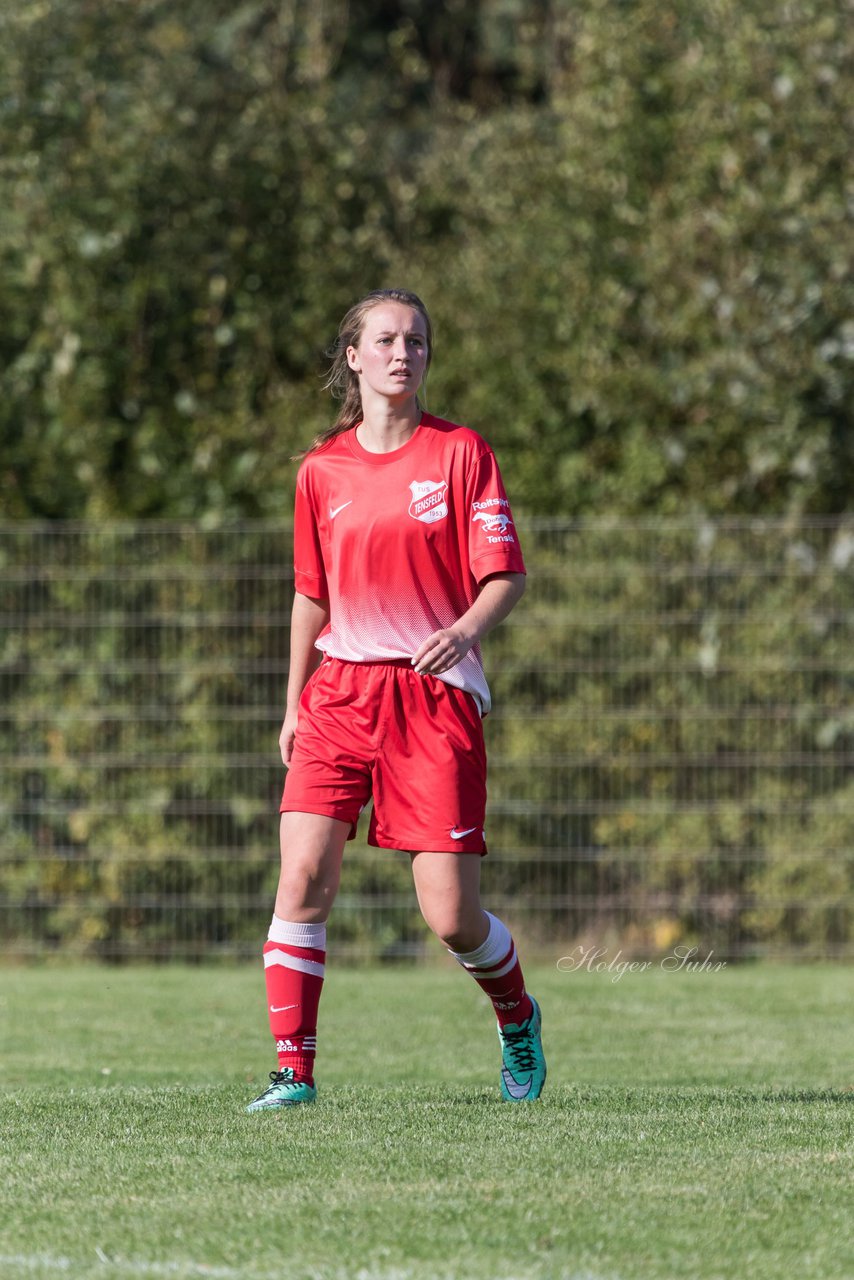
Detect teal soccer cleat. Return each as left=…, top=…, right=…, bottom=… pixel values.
left=498, top=996, right=546, bottom=1102
left=246, top=1067, right=317, bottom=1111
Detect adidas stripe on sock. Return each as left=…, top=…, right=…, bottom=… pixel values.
left=262, top=916, right=326, bottom=1083
left=449, top=911, right=533, bottom=1027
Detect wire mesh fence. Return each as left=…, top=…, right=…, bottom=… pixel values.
left=1, top=517, right=853, bottom=962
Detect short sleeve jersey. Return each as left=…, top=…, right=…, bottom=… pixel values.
left=293, top=413, right=525, bottom=715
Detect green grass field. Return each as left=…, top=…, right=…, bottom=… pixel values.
left=1, top=961, right=853, bottom=1280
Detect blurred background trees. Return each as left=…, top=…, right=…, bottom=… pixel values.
left=2, top=2, right=852, bottom=960
left=1, top=0, right=851, bottom=521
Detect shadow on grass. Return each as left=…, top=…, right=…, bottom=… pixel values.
left=755, top=1088, right=854, bottom=1103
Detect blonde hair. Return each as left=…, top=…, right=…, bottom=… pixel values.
left=303, top=289, right=433, bottom=455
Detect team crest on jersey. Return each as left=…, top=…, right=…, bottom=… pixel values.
left=408, top=479, right=448, bottom=524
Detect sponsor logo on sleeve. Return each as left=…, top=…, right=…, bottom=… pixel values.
left=408, top=479, right=448, bottom=524
left=472, top=505, right=515, bottom=543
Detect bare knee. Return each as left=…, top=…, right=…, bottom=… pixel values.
left=410, top=850, right=488, bottom=953
left=275, top=813, right=347, bottom=922
left=423, top=906, right=488, bottom=954
left=276, top=850, right=338, bottom=921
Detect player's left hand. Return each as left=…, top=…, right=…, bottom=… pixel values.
left=411, top=627, right=473, bottom=675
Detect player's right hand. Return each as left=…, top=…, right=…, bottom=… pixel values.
left=279, top=709, right=299, bottom=767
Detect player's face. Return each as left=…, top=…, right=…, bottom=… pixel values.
left=346, top=303, right=429, bottom=402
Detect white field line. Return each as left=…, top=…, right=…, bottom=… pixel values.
left=0, top=1254, right=618, bottom=1280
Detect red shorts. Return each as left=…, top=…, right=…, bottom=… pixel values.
left=280, top=658, right=487, bottom=854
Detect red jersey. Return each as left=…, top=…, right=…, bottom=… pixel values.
left=293, top=413, right=525, bottom=714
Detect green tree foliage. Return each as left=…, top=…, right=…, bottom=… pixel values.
left=1, top=0, right=851, bottom=519
left=2, top=520, right=852, bottom=959
left=483, top=518, right=854, bottom=957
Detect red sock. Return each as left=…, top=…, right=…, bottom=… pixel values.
left=263, top=917, right=326, bottom=1084
left=449, top=912, right=533, bottom=1028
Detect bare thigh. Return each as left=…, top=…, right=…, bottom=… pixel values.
left=409, top=850, right=489, bottom=952
left=275, top=811, right=350, bottom=923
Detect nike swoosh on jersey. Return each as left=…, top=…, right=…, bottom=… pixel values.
left=502, top=1068, right=533, bottom=1099
left=450, top=826, right=478, bottom=839
left=329, top=501, right=353, bottom=519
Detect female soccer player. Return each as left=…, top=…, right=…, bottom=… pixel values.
left=247, top=288, right=546, bottom=1109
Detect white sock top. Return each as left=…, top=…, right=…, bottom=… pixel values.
left=267, top=915, right=327, bottom=948
left=449, top=911, right=512, bottom=967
